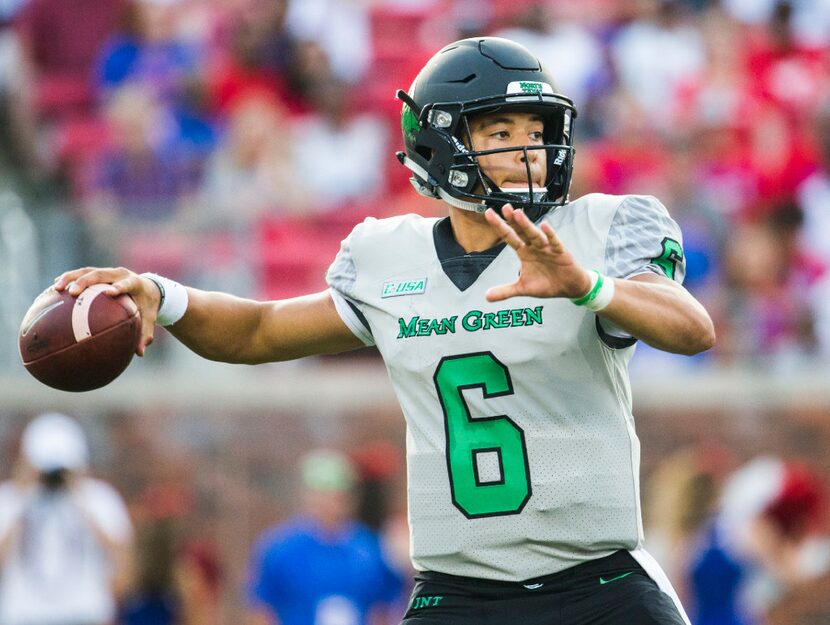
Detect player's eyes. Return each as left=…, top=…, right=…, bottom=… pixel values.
left=485, top=128, right=543, bottom=142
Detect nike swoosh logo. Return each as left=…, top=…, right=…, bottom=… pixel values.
left=599, top=572, right=634, bottom=585
left=21, top=300, right=65, bottom=336
left=522, top=583, right=544, bottom=590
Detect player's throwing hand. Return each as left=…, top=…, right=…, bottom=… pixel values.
left=484, top=205, right=593, bottom=302
left=54, top=267, right=161, bottom=356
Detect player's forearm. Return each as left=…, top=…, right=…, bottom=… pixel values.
left=167, top=290, right=362, bottom=364
left=167, top=289, right=271, bottom=363
left=597, top=276, right=715, bottom=355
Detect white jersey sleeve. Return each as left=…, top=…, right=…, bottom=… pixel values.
left=604, top=195, right=686, bottom=284
left=326, top=221, right=376, bottom=346
left=598, top=195, right=686, bottom=342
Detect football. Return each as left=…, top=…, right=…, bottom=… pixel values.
left=18, top=284, right=141, bottom=392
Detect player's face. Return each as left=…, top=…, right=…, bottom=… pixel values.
left=466, top=111, right=547, bottom=191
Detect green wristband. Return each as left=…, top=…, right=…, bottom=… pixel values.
left=571, top=271, right=603, bottom=307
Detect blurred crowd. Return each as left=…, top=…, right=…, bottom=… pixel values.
left=0, top=410, right=412, bottom=625
left=3, top=405, right=830, bottom=625
left=645, top=447, right=830, bottom=625
left=631, top=398, right=830, bottom=625
left=0, top=0, right=830, bottom=368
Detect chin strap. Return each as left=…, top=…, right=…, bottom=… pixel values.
left=436, top=187, right=488, bottom=213
left=401, top=155, right=487, bottom=213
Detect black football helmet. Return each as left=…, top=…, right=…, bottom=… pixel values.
left=396, top=37, right=577, bottom=219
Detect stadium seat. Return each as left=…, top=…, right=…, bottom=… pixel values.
left=256, top=216, right=350, bottom=300
left=369, top=5, right=432, bottom=60
left=36, top=73, right=95, bottom=121
left=54, top=115, right=112, bottom=198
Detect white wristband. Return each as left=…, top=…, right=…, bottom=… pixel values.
left=141, top=273, right=189, bottom=326
left=570, top=270, right=616, bottom=312
left=586, top=274, right=615, bottom=312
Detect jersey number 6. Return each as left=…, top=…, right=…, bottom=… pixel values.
left=433, top=352, right=532, bottom=518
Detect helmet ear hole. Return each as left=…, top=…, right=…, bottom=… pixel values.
left=415, top=146, right=432, bottom=161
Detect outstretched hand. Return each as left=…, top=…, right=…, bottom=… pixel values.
left=484, top=205, right=592, bottom=302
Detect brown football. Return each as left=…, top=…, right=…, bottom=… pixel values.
left=18, top=285, right=141, bottom=392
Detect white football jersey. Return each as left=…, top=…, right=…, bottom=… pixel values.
left=327, top=193, right=685, bottom=581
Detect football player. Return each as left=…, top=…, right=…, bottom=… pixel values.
left=56, top=37, right=714, bottom=624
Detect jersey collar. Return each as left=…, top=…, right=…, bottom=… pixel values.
left=432, top=217, right=506, bottom=292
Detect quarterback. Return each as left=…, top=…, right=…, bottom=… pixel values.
left=56, top=38, right=714, bottom=624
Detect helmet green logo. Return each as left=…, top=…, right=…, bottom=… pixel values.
left=402, top=104, right=420, bottom=141
left=506, top=81, right=553, bottom=96
left=519, top=81, right=543, bottom=94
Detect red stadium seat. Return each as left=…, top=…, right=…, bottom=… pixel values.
left=36, top=73, right=95, bottom=120
left=54, top=115, right=113, bottom=198
left=256, top=216, right=350, bottom=300
left=370, top=5, right=432, bottom=59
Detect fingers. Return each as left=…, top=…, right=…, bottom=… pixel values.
left=540, top=222, right=564, bottom=253
left=488, top=206, right=551, bottom=250
left=137, top=320, right=155, bottom=357
left=55, top=267, right=131, bottom=296
left=485, top=282, right=521, bottom=302
left=110, top=273, right=147, bottom=297
left=53, top=267, right=94, bottom=291
left=511, top=208, right=549, bottom=249
left=485, top=207, right=525, bottom=250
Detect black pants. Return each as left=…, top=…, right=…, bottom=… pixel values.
left=400, top=551, right=687, bottom=625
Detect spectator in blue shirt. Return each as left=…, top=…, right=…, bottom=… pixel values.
left=246, top=449, right=404, bottom=625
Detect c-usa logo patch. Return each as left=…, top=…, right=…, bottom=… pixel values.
left=382, top=278, right=427, bottom=298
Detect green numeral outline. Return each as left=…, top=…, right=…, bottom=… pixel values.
left=651, top=237, right=683, bottom=280
left=433, top=352, right=531, bottom=519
